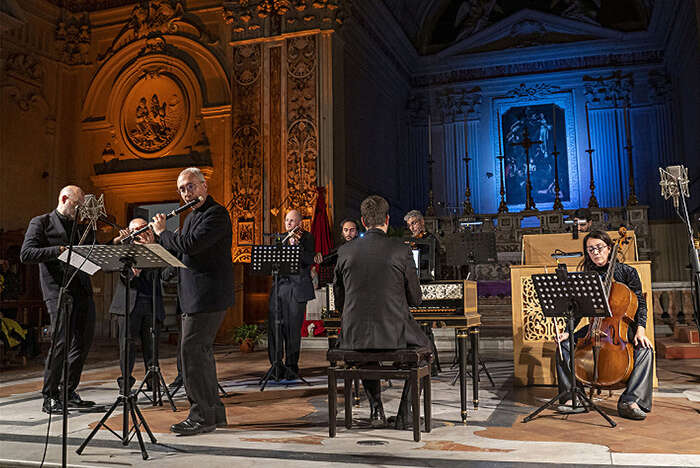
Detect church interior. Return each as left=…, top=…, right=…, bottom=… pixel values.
left=2, top=0, right=700, bottom=466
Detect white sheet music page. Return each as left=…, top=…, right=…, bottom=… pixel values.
left=57, top=249, right=101, bottom=275
left=143, top=243, right=187, bottom=268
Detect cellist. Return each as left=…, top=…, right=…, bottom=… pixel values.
left=555, top=230, right=653, bottom=420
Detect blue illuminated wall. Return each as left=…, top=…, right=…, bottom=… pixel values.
left=397, top=5, right=697, bottom=220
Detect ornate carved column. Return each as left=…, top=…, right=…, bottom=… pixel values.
left=223, top=0, right=347, bottom=262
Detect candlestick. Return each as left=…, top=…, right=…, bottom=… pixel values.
left=497, top=112, right=502, bottom=154
left=585, top=102, right=592, bottom=149
left=428, top=111, right=432, bottom=153
left=551, top=105, right=563, bottom=210
left=624, top=104, right=638, bottom=206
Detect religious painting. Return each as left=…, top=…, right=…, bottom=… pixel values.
left=237, top=220, right=255, bottom=246
left=501, top=104, right=569, bottom=206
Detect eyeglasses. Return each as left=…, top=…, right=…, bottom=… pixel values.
left=177, top=182, right=199, bottom=194
left=586, top=244, right=609, bottom=254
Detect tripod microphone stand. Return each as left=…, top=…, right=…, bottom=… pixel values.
left=522, top=264, right=616, bottom=427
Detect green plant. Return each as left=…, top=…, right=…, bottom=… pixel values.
left=232, top=323, right=265, bottom=345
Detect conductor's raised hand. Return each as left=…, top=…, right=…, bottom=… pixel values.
left=151, top=213, right=167, bottom=236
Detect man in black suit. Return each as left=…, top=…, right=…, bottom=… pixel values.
left=110, top=218, right=165, bottom=392
left=151, top=167, right=234, bottom=436
left=334, top=195, right=431, bottom=428
left=268, top=209, right=315, bottom=380
left=20, top=185, right=97, bottom=414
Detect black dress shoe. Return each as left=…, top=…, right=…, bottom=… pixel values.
left=369, top=405, right=387, bottom=429
left=67, top=392, right=95, bottom=408
left=42, top=398, right=64, bottom=414
left=170, top=418, right=216, bottom=436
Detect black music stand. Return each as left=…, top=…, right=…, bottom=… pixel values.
left=135, top=272, right=177, bottom=411
left=251, top=245, right=310, bottom=390
left=522, top=264, right=617, bottom=427
left=75, top=244, right=184, bottom=460
left=443, top=231, right=497, bottom=269
left=407, top=237, right=437, bottom=282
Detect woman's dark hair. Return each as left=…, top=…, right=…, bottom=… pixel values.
left=580, top=229, right=614, bottom=271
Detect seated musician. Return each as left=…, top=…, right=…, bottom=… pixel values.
left=555, top=230, right=653, bottom=420
left=334, top=195, right=431, bottom=428
left=268, top=209, right=316, bottom=380
left=313, top=218, right=359, bottom=265
left=573, top=208, right=593, bottom=233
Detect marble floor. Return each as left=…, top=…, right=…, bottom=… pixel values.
left=1, top=345, right=699, bottom=468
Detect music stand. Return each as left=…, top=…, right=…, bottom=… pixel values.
left=522, top=264, right=617, bottom=427
left=443, top=231, right=497, bottom=268
left=74, top=243, right=185, bottom=460
left=134, top=272, right=177, bottom=412
left=250, top=245, right=310, bottom=390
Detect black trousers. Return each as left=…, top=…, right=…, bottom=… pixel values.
left=556, top=333, right=654, bottom=412
left=181, top=310, right=226, bottom=426
left=117, top=299, right=161, bottom=383
left=42, top=295, right=95, bottom=399
left=267, top=281, right=306, bottom=375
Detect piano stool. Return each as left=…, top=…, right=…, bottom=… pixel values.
left=326, top=347, right=433, bottom=442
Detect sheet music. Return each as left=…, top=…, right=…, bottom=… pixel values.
left=58, top=249, right=101, bottom=275
left=143, top=243, right=187, bottom=268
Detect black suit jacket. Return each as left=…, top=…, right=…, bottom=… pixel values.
left=334, top=228, right=427, bottom=350
left=158, top=196, right=235, bottom=315
left=283, top=230, right=316, bottom=303
left=109, top=269, right=166, bottom=320
left=20, top=210, right=93, bottom=305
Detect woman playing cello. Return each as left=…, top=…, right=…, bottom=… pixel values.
left=555, top=230, right=653, bottom=420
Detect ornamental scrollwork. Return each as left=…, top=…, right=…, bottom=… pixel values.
left=504, top=83, right=563, bottom=99
left=287, top=35, right=316, bottom=79
left=233, top=44, right=261, bottom=86
left=420, top=283, right=463, bottom=300
left=4, top=54, right=44, bottom=85
left=522, top=277, right=565, bottom=342
left=286, top=119, right=317, bottom=215
left=230, top=125, right=262, bottom=217
left=583, top=70, right=633, bottom=107
left=99, top=0, right=217, bottom=62
left=223, top=0, right=344, bottom=38
left=55, top=14, right=90, bottom=65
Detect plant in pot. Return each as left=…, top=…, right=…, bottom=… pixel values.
left=233, top=323, right=264, bottom=353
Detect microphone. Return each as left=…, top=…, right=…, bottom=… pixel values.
left=121, top=196, right=203, bottom=243
left=79, top=194, right=107, bottom=231
left=660, top=165, right=689, bottom=209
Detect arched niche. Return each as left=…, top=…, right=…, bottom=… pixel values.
left=81, top=34, right=230, bottom=225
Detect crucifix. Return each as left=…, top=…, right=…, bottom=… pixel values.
left=511, top=124, right=542, bottom=211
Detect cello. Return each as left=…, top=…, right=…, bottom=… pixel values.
left=573, top=228, right=637, bottom=390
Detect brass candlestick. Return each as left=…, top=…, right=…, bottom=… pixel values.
left=624, top=105, right=638, bottom=206
left=585, top=102, right=599, bottom=208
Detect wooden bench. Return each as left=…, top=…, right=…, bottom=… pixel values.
left=327, top=347, right=433, bottom=442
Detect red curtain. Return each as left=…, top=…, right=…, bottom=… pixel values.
left=310, top=186, right=334, bottom=256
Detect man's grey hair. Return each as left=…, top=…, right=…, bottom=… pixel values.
left=403, top=210, right=423, bottom=223
left=178, top=167, right=205, bottom=183
left=360, top=195, right=389, bottom=228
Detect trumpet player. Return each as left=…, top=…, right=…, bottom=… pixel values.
left=267, top=209, right=316, bottom=381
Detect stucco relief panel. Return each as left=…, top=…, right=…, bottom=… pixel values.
left=121, top=73, right=188, bottom=156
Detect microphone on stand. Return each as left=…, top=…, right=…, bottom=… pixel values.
left=79, top=194, right=107, bottom=232
left=659, top=165, right=690, bottom=209
left=120, top=196, right=203, bottom=244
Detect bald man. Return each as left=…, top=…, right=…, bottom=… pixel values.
left=21, top=185, right=97, bottom=414
left=267, top=210, right=315, bottom=380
